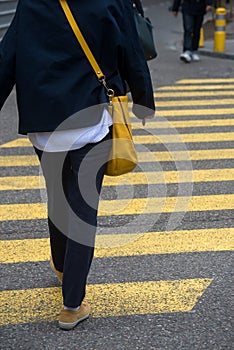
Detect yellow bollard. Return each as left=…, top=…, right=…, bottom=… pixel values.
left=213, top=7, right=227, bottom=52
left=199, top=27, right=204, bottom=47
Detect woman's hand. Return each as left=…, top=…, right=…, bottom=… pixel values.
left=142, top=113, right=155, bottom=126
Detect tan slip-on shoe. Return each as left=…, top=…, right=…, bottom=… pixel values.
left=50, top=256, right=63, bottom=283
left=59, top=301, right=91, bottom=330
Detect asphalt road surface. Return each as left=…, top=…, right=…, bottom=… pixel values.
left=0, top=1, right=233, bottom=349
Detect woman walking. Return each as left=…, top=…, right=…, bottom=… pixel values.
left=0, top=0, right=155, bottom=330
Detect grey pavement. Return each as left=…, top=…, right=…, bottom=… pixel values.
left=200, top=9, right=234, bottom=60
left=200, top=38, right=234, bottom=59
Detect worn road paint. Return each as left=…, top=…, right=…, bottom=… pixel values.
left=0, top=278, right=213, bottom=325
left=0, top=228, right=233, bottom=264
left=0, top=194, right=234, bottom=221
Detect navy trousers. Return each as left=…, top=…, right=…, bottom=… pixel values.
left=34, top=130, right=111, bottom=307
left=182, top=13, right=204, bottom=52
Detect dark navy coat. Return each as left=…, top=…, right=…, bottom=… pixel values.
left=0, top=0, right=155, bottom=134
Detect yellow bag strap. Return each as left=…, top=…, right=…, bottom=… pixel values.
left=59, top=0, right=114, bottom=97
left=59, top=0, right=103, bottom=80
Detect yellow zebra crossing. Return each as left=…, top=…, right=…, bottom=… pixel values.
left=0, top=78, right=233, bottom=326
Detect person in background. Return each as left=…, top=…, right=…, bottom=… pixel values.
left=172, top=0, right=212, bottom=62
left=0, top=0, right=155, bottom=330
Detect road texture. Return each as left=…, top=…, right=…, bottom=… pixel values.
left=0, top=1, right=233, bottom=349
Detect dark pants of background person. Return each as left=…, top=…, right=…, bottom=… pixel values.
left=34, top=130, right=111, bottom=308
left=182, top=13, right=204, bottom=52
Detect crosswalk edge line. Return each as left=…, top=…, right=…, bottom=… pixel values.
left=0, top=278, right=213, bottom=325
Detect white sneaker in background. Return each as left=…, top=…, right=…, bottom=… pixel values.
left=180, top=51, right=192, bottom=63
left=191, top=52, right=200, bottom=61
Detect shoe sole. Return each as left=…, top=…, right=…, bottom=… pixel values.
left=59, top=313, right=90, bottom=330
left=180, top=56, right=191, bottom=63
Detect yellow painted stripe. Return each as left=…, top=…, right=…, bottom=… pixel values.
left=0, top=168, right=233, bottom=191
left=0, top=176, right=45, bottom=190
left=104, top=168, right=234, bottom=185
left=0, top=149, right=233, bottom=168
left=177, top=79, right=234, bottom=84
left=144, top=109, right=234, bottom=117
left=73, top=228, right=234, bottom=255
left=0, top=155, right=39, bottom=166
left=155, top=99, right=234, bottom=107
left=137, top=149, right=234, bottom=161
left=1, top=228, right=233, bottom=264
left=0, top=237, right=49, bottom=263
left=1, top=132, right=234, bottom=149
left=98, top=194, right=234, bottom=216
left=0, top=278, right=213, bottom=325
left=154, top=91, right=234, bottom=98
left=132, top=119, right=234, bottom=128
left=0, top=194, right=233, bottom=221
left=133, top=133, right=234, bottom=144
left=0, top=138, right=31, bottom=148
left=133, top=109, right=234, bottom=118
left=158, top=85, right=234, bottom=91
left=132, top=132, right=234, bottom=144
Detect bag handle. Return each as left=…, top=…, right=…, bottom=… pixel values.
left=59, top=0, right=114, bottom=98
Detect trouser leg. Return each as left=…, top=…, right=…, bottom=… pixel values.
left=192, top=14, right=204, bottom=51
left=62, top=131, right=111, bottom=307
left=35, top=130, right=111, bottom=307
left=34, top=147, right=68, bottom=272
left=182, top=13, right=194, bottom=52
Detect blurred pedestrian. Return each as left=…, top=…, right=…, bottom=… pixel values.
left=0, top=0, right=155, bottom=330
left=172, top=0, right=212, bottom=62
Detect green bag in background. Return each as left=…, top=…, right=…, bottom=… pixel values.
left=134, top=11, right=157, bottom=61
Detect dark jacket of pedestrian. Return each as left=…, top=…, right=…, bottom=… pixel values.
left=0, top=0, right=155, bottom=135
left=172, top=0, right=212, bottom=15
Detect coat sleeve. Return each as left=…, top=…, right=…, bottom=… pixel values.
left=171, top=0, right=182, bottom=12
left=205, top=0, right=213, bottom=6
left=0, top=10, right=17, bottom=110
left=133, top=0, right=144, bottom=17
left=121, top=0, right=155, bottom=118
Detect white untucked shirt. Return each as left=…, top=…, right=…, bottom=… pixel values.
left=28, top=108, right=112, bottom=152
